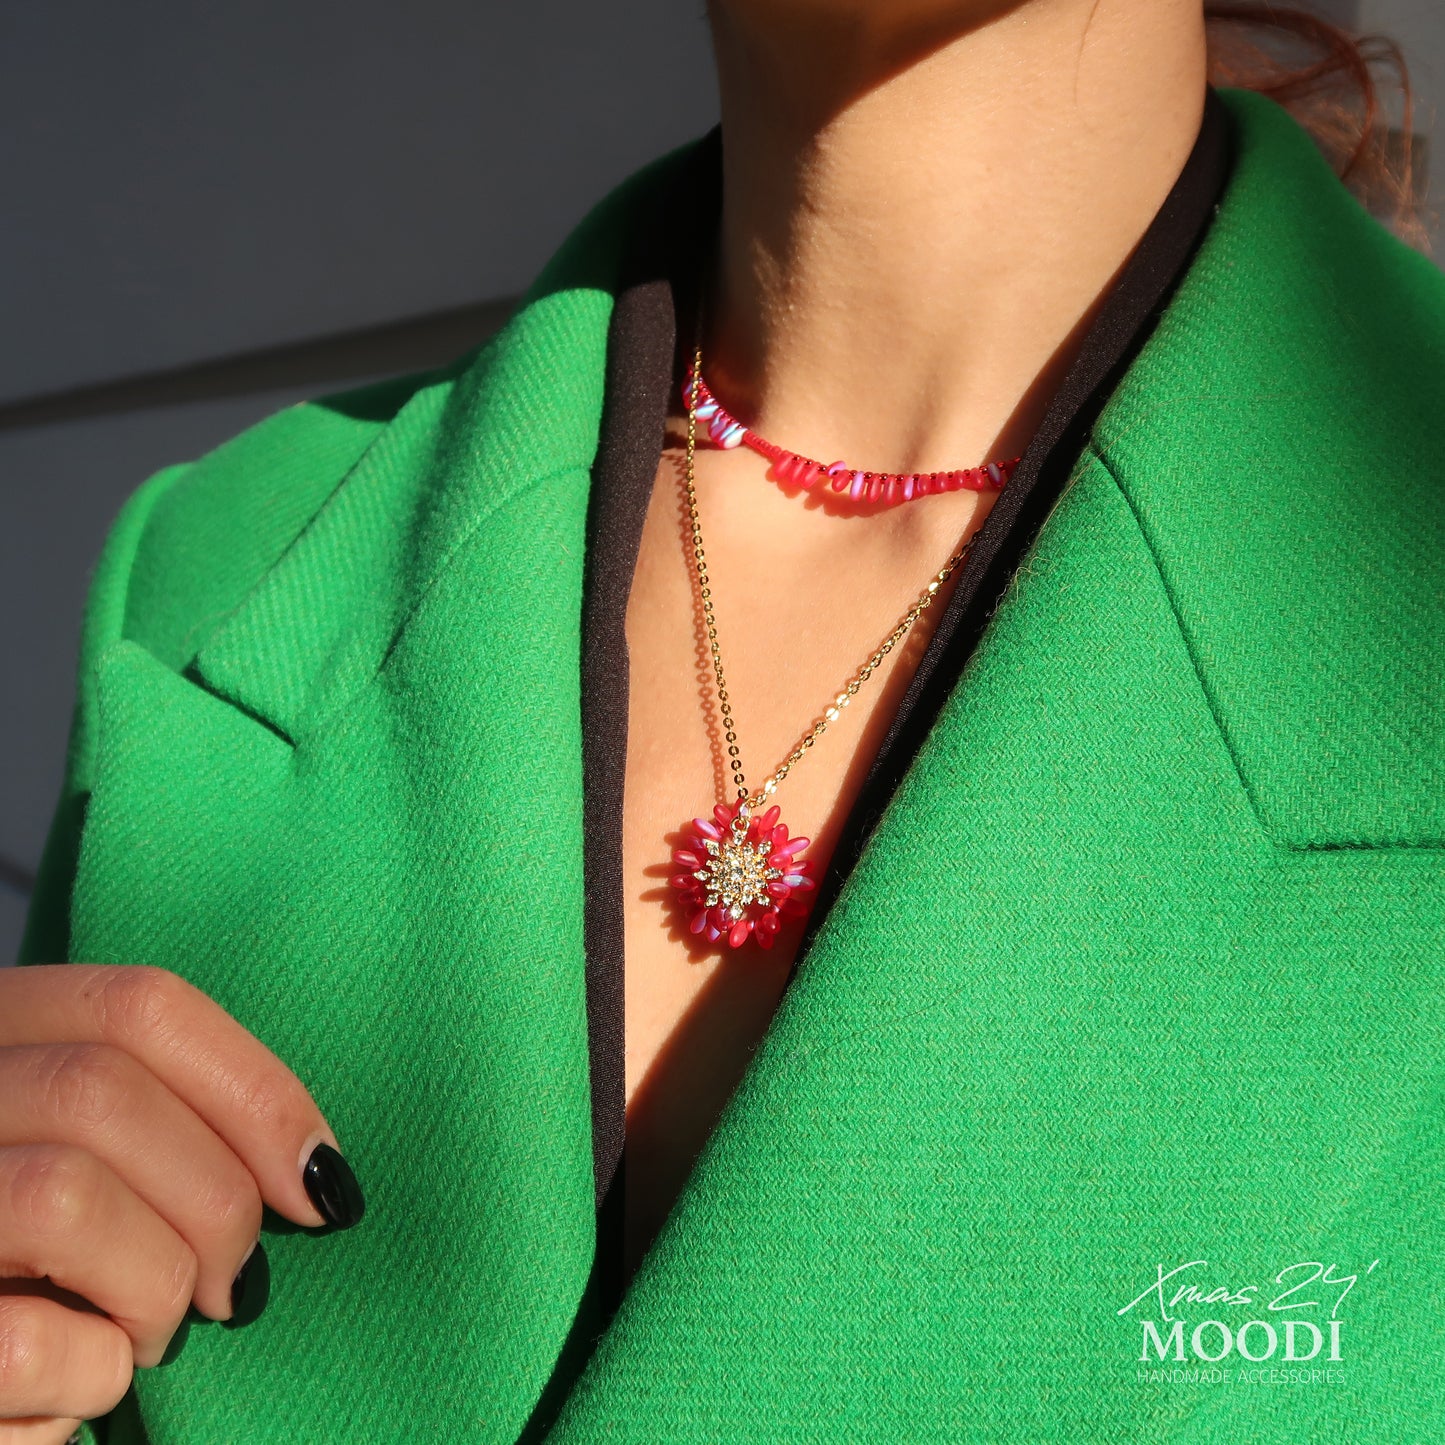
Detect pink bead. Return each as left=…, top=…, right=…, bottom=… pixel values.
left=885, top=476, right=901, bottom=504
left=849, top=471, right=867, bottom=500
left=673, top=848, right=702, bottom=869
left=775, top=835, right=810, bottom=859
left=692, top=817, right=722, bottom=840
left=902, top=475, right=916, bottom=500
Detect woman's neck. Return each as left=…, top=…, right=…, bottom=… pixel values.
left=701, top=0, right=1209, bottom=477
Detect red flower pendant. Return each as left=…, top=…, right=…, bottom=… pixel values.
left=670, top=798, right=815, bottom=949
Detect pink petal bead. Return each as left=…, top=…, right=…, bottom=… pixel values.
left=692, top=818, right=722, bottom=840
left=728, top=917, right=753, bottom=948
left=902, top=475, right=916, bottom=500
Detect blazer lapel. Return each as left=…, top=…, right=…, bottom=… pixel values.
left=68, top=140, right=698, bottom=1442
left=538, top=87, right=1445, bottom=1441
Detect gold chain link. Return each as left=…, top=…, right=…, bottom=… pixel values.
left=684, top=341, right=984, bottom=812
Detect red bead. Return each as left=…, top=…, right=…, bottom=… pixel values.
left=728, top=917, right=752, bottom=948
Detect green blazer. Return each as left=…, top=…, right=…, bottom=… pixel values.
left=20, top=86, right=1445, bottom=1443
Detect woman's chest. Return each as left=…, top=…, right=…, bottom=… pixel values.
left=615, top=448, right=979, bottom=1278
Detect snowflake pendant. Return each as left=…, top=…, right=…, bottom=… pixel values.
left=669, top=797, right=816, bottom=949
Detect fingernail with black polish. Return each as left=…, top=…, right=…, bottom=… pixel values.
left=158, top=1311, right=192, bottom=1366
left=223, top=1240, right=270, bottom=1330
left=302, top=1141, right=365, bottom=1230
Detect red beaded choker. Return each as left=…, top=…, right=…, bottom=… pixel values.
left=682, top=358, right=1022, bottom=505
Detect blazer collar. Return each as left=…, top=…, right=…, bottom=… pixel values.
left=183, top=85, right=1442, bottom=847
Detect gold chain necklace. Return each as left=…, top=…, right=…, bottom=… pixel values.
left=668, top=339, right=988, bottom=951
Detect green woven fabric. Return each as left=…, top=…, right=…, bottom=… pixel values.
left=17, top=87, right=1445, bottom=1443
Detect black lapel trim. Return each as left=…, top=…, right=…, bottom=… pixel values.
left=578, top=126, right=724, bottom=1216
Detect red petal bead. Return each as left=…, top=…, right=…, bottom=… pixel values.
left=759, top=805, right=781, bottom=832
left=690, top=907, right=710, bottom=934
left=728, top=917, right=753, bottom=948
left=693, top=817, right=722, bottom=840
left=796, top=461, right=823, bottom=488
left=672, top=848, right=702, bottom=869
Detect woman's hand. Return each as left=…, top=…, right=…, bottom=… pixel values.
left=0, top=963, right=363, bottom=1443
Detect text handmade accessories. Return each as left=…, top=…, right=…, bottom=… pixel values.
left=668, top=341, right=1016, bottom=950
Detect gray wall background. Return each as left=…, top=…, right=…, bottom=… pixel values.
left=2, top=1, right=1439, bottom=962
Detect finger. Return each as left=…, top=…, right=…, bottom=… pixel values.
left=0, top=966, right=357, bottom=1230
left=0, top=1044, right=261, bottom=1322
left=0, top=1287, right=132, bottom=1423
left=0, top=1144, right=193, bottom=1370
left=0, top=1418, right=88, bottom=1445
